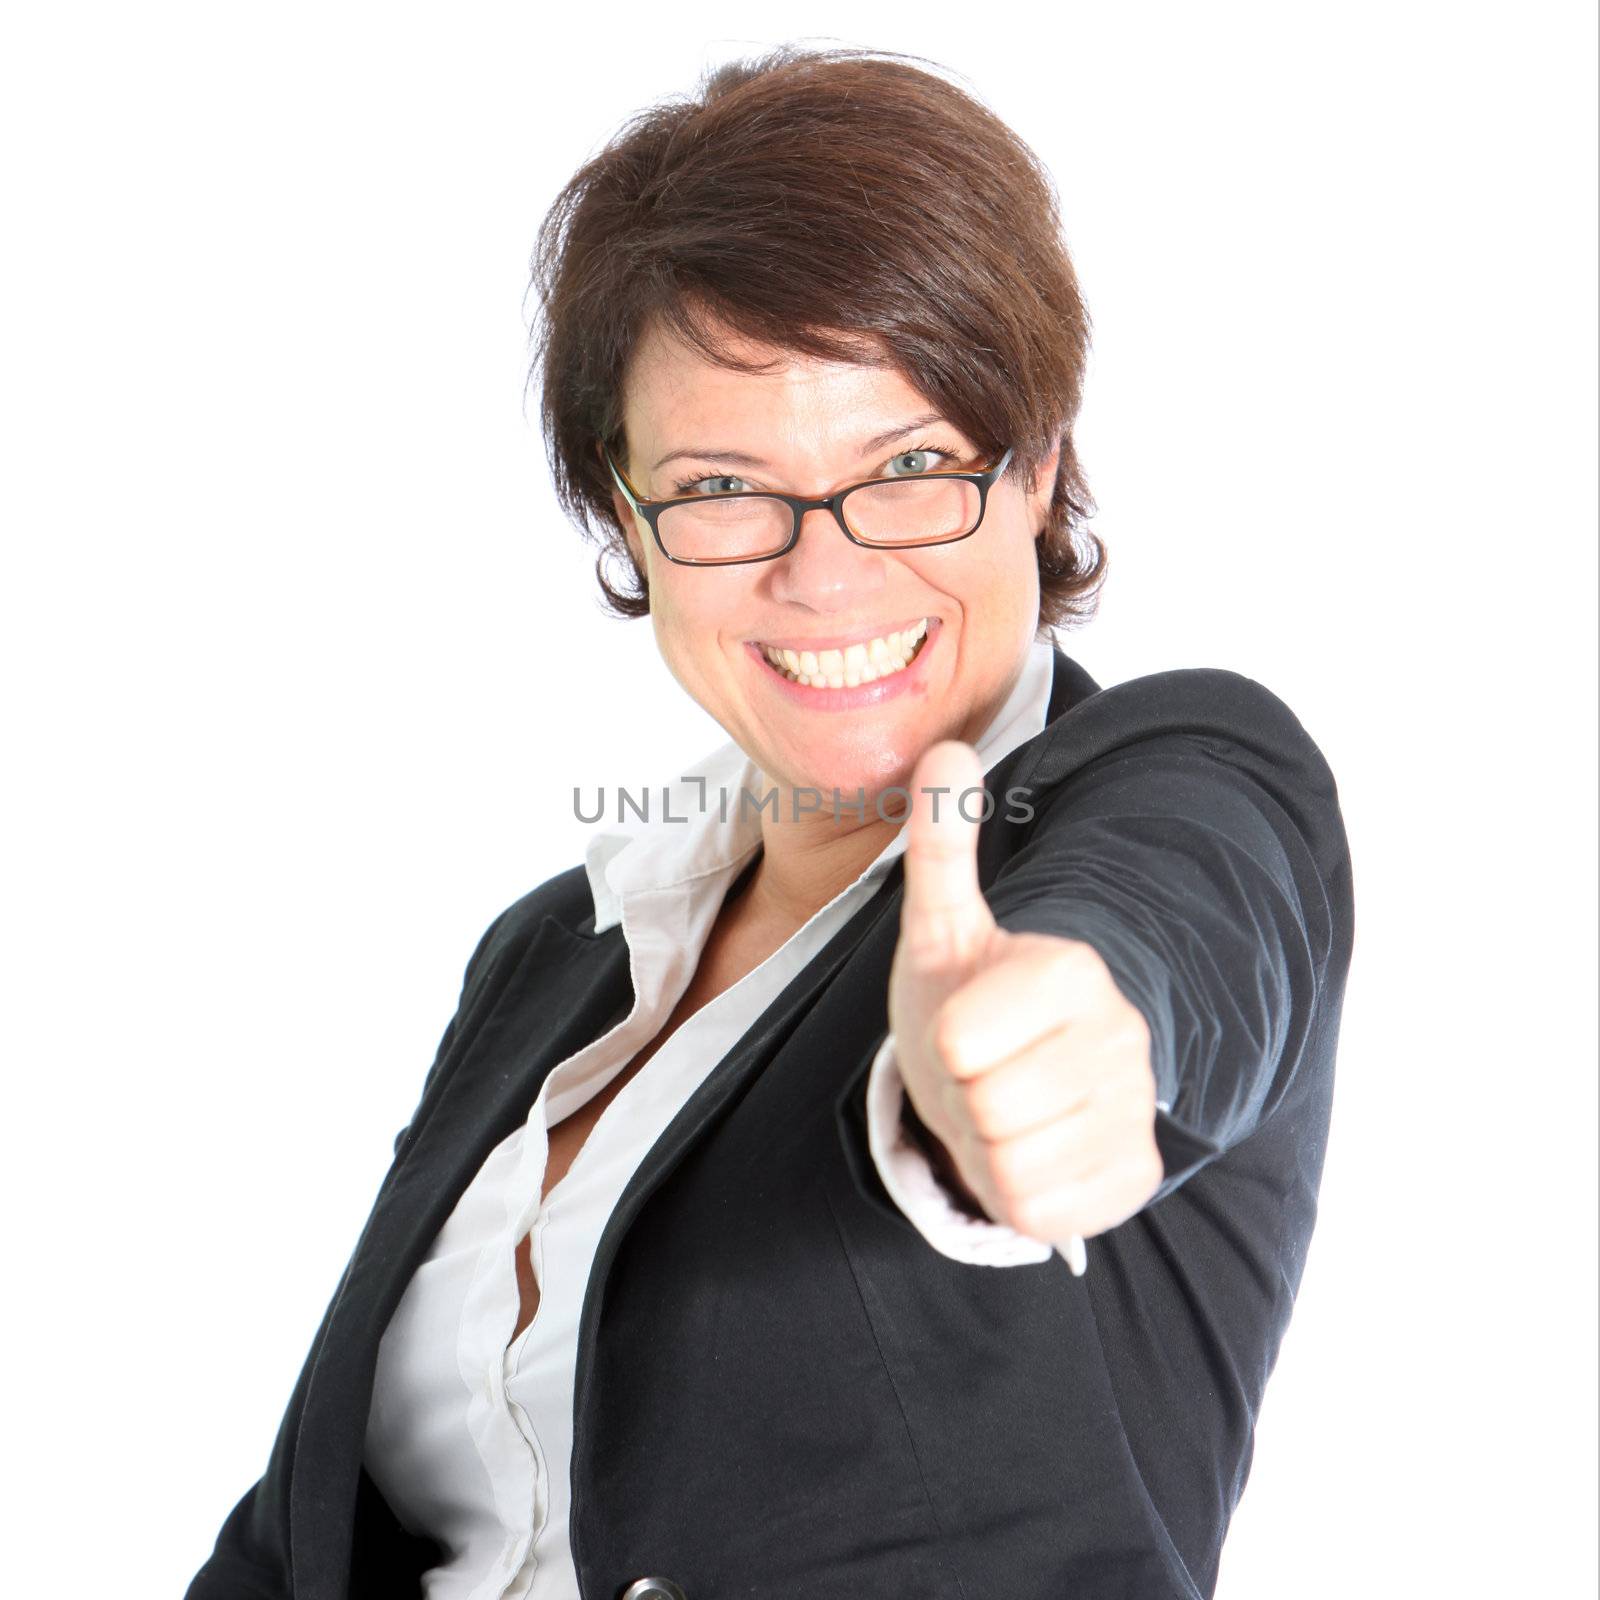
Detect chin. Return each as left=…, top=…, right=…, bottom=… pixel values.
left=774, top=741, right=924, bottom=806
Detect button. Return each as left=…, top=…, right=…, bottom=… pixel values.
left=619, top=1580, right=687, bottom=1600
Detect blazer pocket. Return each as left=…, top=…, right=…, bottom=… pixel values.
left=817, top=1179, right=970, bottom=1597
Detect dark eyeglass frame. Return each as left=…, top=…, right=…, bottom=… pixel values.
left=602, top=442, right=1017, bottom=567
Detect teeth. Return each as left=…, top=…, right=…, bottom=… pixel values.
left=760, top=620, right=930, bottom=688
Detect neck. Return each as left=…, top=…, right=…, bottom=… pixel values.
left=740, top=798, right=905, bottom=932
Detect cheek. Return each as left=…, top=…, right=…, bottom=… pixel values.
left=994, top=514, right=1042, bottom=590
left=968, top=535, right=1035, bottom=609
left=651, top=591, right=696, bottom=663
left=648, top=577, right=740, bottom=677
left=964, top=532, right=1040, bottom=645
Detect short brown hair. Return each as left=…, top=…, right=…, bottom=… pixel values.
left=528, top=44, right=1106, bottom=632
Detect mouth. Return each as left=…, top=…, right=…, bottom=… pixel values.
left=743, top=617, right=940, bottom=713
left=752, top=618, right=933, bottom=688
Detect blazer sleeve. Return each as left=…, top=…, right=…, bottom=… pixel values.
left=183, top=905, right=515, bottom=1600
left=834, top=667, right=1353, bottom=1240
left=979, top=670, right=1353, bottom=1203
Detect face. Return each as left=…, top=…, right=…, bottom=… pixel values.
left=607, top=317, right=1059, bottom=807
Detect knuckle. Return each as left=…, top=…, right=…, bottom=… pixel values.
left=1122, top=1054, right=1158, bottom=1115
left=961, top=1073, right=1003, bottom=1138
left=1045, top=938, right=1094, bottom=985
left=898, top=923, right=954, bottom=968
left=985, top=1141, right=1031, bottom=1208
left=1000, top=1189, right=1045, bottom=1235
left=1013, top=932, right=1091, bottom=987
left=929, top=1004, right=973, bottom=1076
left=1016, top=1187, right=1075, bottom=1240
left=938, top=1075, right=971, bottom=1133
left=1116, top=1001, right=1152, bottom=1054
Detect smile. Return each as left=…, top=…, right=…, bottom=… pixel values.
left=744, top=618, right=940, bottom=713
left=756, top=619, right=930, bottom=687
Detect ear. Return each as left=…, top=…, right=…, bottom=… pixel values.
left=1030, top=440, right=1063, bottom=496
left=1030, top=440, right=1063, bottom=538
left=615, top=500, right=647, bottom=576
left=596, top=440, right=648, bottom=573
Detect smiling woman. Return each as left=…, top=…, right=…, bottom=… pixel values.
left=603, top=320, right=1058, bottom=831
left=187, top=43, right=1354, bottom=1600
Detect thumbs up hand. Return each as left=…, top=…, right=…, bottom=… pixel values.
left=887, top=741, right=1165, bottom=1271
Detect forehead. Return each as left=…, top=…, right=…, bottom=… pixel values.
left=620, top=316, right=943, bottom=456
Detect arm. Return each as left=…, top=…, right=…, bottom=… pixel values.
left=847, top=670, right=1352, bottom=1255
left=983, top=723, right=1344, bottom=1200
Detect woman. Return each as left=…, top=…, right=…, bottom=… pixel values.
left=188, top=44, right=1353, bottom=1600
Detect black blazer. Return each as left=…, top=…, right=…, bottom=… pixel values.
left=187, top=647, right=1354, bottom=1600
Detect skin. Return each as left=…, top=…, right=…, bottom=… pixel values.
left=603, top=315, right=1162, bottom=1253
left=890, top=740, right=1164, bottom=1252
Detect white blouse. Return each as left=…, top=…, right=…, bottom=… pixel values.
left=362, top=640, right=1065, bottom=1600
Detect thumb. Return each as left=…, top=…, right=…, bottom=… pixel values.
left=897, top=739, right=997, bottom=973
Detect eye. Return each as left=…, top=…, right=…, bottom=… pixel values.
left=882, top=444, right=958, bottom=477
left=671, top=473, right=752, bottom=497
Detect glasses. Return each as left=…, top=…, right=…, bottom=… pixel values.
left=603, top=443, right=1016, bottom=567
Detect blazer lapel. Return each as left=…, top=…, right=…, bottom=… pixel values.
left=566, top=862, right=903, bottom=1516
left=1045, top=642, right=1101, bottom=722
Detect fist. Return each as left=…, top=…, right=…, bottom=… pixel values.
left=887, top=740, right=1164, bottom=1271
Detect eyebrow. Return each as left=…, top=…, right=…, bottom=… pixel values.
left=650, top=412, right=951, bottom=474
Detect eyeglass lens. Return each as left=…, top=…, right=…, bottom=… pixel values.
left=657, top=477, right=981, bottom=563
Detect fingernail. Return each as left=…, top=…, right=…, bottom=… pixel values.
left=1064, top=1234, right=1087, bottom=1276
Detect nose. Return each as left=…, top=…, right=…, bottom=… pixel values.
left=765, top=505, right=889, bottom=611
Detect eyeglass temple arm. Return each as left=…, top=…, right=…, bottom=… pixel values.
left=603, top=446, right=645, bottom=512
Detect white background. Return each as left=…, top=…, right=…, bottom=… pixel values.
left=3, top=4, right=1594, bottom=1596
